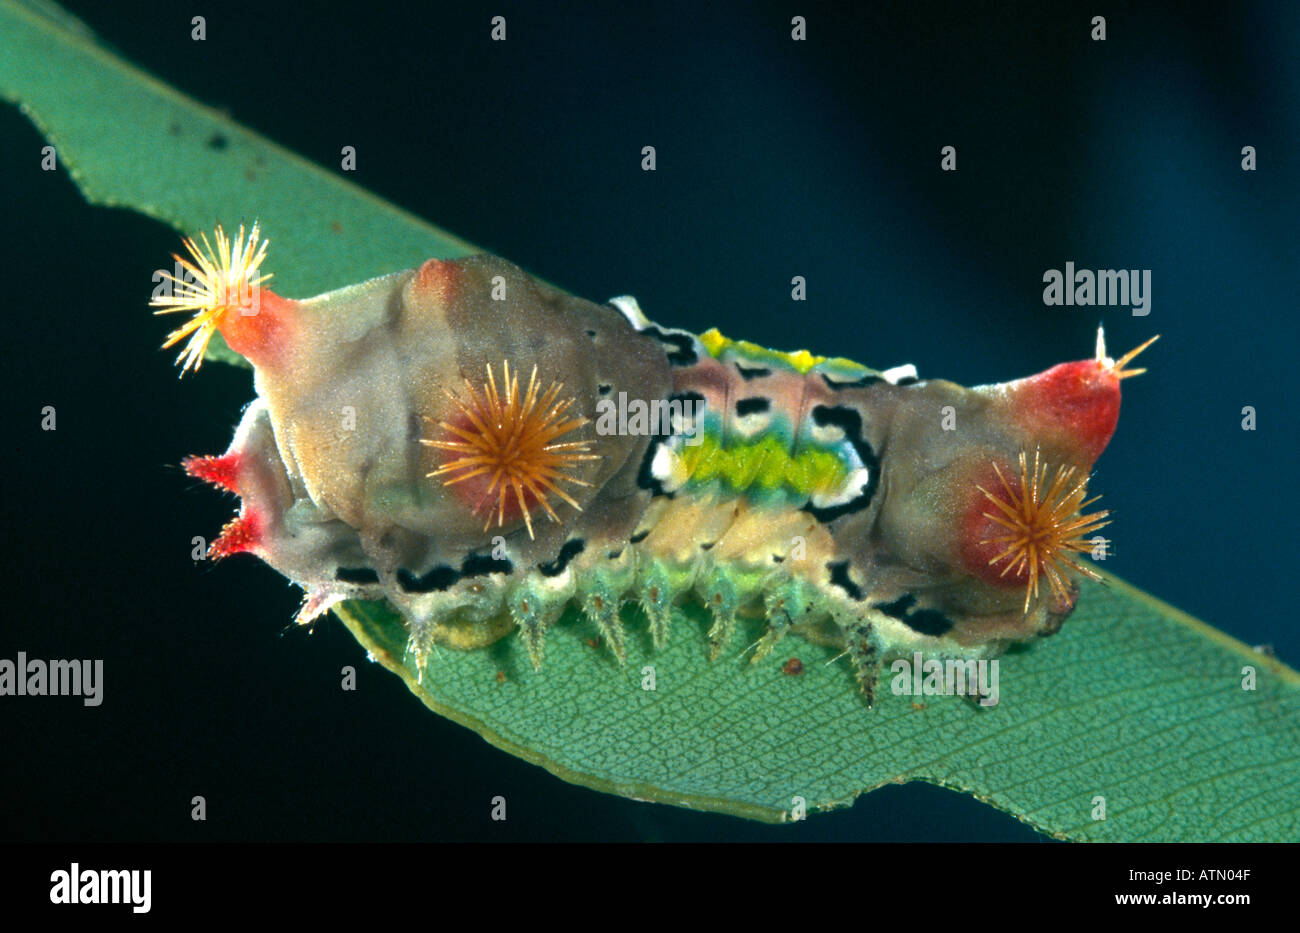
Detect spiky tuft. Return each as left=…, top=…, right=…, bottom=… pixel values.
left=977, top=449, right=1112, bottom=614
left=150, top=222, right=272, bottom=374
left=422, top=360, right=601, bottom=539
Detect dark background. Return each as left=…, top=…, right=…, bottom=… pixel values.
left=1, top=0, right=1295, bottom=841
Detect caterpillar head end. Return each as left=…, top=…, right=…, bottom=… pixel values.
left=950, top=331, right=1152, bottom=616
left=871, top=330, right=1155, bottom=637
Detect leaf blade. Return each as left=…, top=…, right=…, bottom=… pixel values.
left=334, top=571, right=1300, bottom=840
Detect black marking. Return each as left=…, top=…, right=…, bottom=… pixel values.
left=874, top=593, right=954, bottom=637
left=607, top=549, right=623, bottom=560
left=670, top=390, right=706, bottom=412
left=397, top=565, right=460, bottom=593
left=539, top=538, right=585, bottom=577
left=598, top=383, right=612, bottom=396
left=669, top=391, right=706, bottom=437
left=461, top=553, right=513, bottom=576
left=629, top=529, right=650, bottom=544
left=736, top=362, right=772, bottom=380
left=641, top=326, right=698, bottom=366
left=875, top=594, right=916, bottom=618
left=894, top=375, right=920, bottom=387
left=771, top=554, right=785, bottom=563
left=900, top=608, right=952, bottom=636
left=827, top=561, right=864, bottom=601
left=736, top=397, right=770, bottom=416
left=821, top=373, right=882, bottom=390
left=801, top=405, right=882, bottom=523
left=635, top=435, right=669, bottom=497
left=810, top=404, right=861, bottom=433
left=397, top=552, right=513, bottom=593
left=335, top=566, right=380, bottom=585
left=207, top=133, right=228, bottom=150
left=585, top=328, right=598, bottom=338
left=700, top=541, right=716, bottom=551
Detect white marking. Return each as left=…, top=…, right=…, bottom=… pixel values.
left=810, top=466, right=871, bottom=508
left=608, top=295, right=651, bottom=329
left=732, top=412, right=771, bottom=439
left=809, top=420, right=846, bottom=446
left=880, top=363, right=918, bottom=385
left=650, top=442, right=673, bottom=480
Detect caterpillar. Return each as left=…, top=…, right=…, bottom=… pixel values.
left=151, top=223, right=1155, bottom=705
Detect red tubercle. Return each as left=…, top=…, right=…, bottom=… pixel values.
left=958, top=462, right=1031, bottom=593
left=955, top=449, right=1110, bottom=611
left=182, top=452, right=243, bottom=494
left=217, top=290, right=298, bottom=369
left=412, top=258, right=460, bottom=306
left=209, top=510, right=263, bottom=560
left=1004, top=358, right=1121, bottom=467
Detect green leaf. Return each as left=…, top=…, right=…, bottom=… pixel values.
left=337, top=576, right=1300, bottom=838
left=5, top=0, right=1296, bottom=840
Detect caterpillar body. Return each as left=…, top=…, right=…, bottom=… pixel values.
left=153, top=225, right=1154, bottom=704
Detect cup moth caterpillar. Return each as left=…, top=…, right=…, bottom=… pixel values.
left=151, top=223, right=1155, bottom=704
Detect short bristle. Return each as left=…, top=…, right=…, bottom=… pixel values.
left=421, top=360, right=601, bottom=539
left=1112, top=333, right=1160, bottom=379
left=209, top=512, right=262, bottom=559
left=1094, top=327, right=1160, bottom=380
left=977, top=449, right=1111, bottom=614
left=150, top=222, right=272, bottom=375
left=182, top=453, right=242, bottom=494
